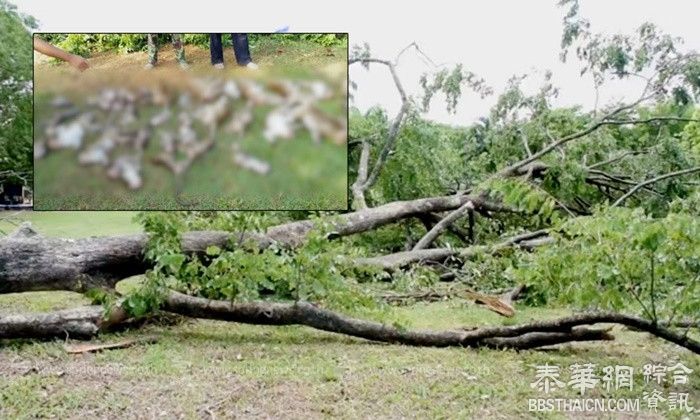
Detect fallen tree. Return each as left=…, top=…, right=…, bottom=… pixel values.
left=4, top=18, right=700, bottom=357
left=3, top=290, right=699, bottom=353
left=1, top=209, right=698, bottom=354
left=0, top=193, right=517, bottom=294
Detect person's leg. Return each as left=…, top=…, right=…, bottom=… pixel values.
left=209, top=33, right=224, bottom=67
left=146, top=34, right=158, bottom=67
left=171, top=34, right=188, bottom=67
left=230, top=33, right=252, bottom=66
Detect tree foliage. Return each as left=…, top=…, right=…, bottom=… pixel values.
left=511, top=208, right=699, bottom=322
left=0, top=0, right=33, bottom=186
left=123, top=212, right=380, bottom=319
left=37, top=33, right=348, bottom=57
left=344, top=1, right=700, bottom=325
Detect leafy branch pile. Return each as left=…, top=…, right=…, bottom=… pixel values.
left=124, top=212, right=377, bottom=318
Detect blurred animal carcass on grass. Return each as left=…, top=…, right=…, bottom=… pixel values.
left=34, top=56, right=348, bottom=210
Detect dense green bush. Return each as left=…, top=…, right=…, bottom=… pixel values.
left=0, top=1, right=33, bottom=186
left=122, top=211, right=378, bottom=318
left=509, top=208, right=700, bottom=321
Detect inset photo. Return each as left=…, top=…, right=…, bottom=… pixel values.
left=33, top=33, right=348, bottom=210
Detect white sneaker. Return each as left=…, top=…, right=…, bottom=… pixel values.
left=179, top=61, right=190, bottom=69
left=245, top=62, right=259, bottom=70
left=213, top=63, right=224, bottom=70
left=144, top=63, right=155, bottom=70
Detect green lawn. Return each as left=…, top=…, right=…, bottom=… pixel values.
left=0, top=210, right=138, bottom=237
left=0, top=212, right=698, bottom=418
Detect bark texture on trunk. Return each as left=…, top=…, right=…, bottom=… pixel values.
left=0, top=223, right=268, bottom=294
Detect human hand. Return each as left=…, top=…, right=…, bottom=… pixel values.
left=69, top=55, right=89, bottom=71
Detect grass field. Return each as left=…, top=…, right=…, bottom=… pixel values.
left=33, top=37, right=348, bottom=211
left=0, top=211, right=698, bottom=418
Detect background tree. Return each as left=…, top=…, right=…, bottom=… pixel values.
left=0, top=0, right=34, bottom=187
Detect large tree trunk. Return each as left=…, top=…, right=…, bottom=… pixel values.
left=0, top=223, right=267, bottom=293
left=0, top=194, right=507, bottom=294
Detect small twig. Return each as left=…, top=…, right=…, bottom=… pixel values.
left=587, top=148, right=650, bottom=170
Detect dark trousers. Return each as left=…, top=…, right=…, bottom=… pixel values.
left=209, top=33, right=251, bottom=66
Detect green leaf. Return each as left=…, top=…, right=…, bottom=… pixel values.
left=206, top=245, right=222, bottom=256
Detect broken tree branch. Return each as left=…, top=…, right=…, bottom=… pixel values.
left=350, top=139, right=371, bottom=209
left=0, top=305, right=127, bottom=340
left=413, top=201, right=475, bottom=251
left=64, top=335, right=159, bottom=354
left=349, top=57, right=409, bottom=209
left=611, top=166, right=700, bottom=207
left=4, top=292, right=697, bottom=353
left=587, top=148, right=650, bottom=170
left=266, top=193, right=513, bottom=247
left=0, top=294, right=608, bottom=349
left=357, top=230, right=552, bottom=270
left=499, top=116, right=700, bottom=178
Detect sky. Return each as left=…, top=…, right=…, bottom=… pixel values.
left=12, top=0, right=700, bottom=126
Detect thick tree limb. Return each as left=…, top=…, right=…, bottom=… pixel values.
left=587, top=169, right=663, bottom=197
left=356, top=248, right=465, bottom=271
left=4, top=294, right=697, bottom=353
left=0, top=296, right=607, bottom=349
left=266, top=193, right=511, bottom=246
left=162, top=291, right=613, bottom=350
left=350, top=139, right=371, bottom=209
left=418, top=213, right=472, bottom=245
left=456, top=311, right=700, bottom=354
left=0, top=305, right=126, bottom=340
